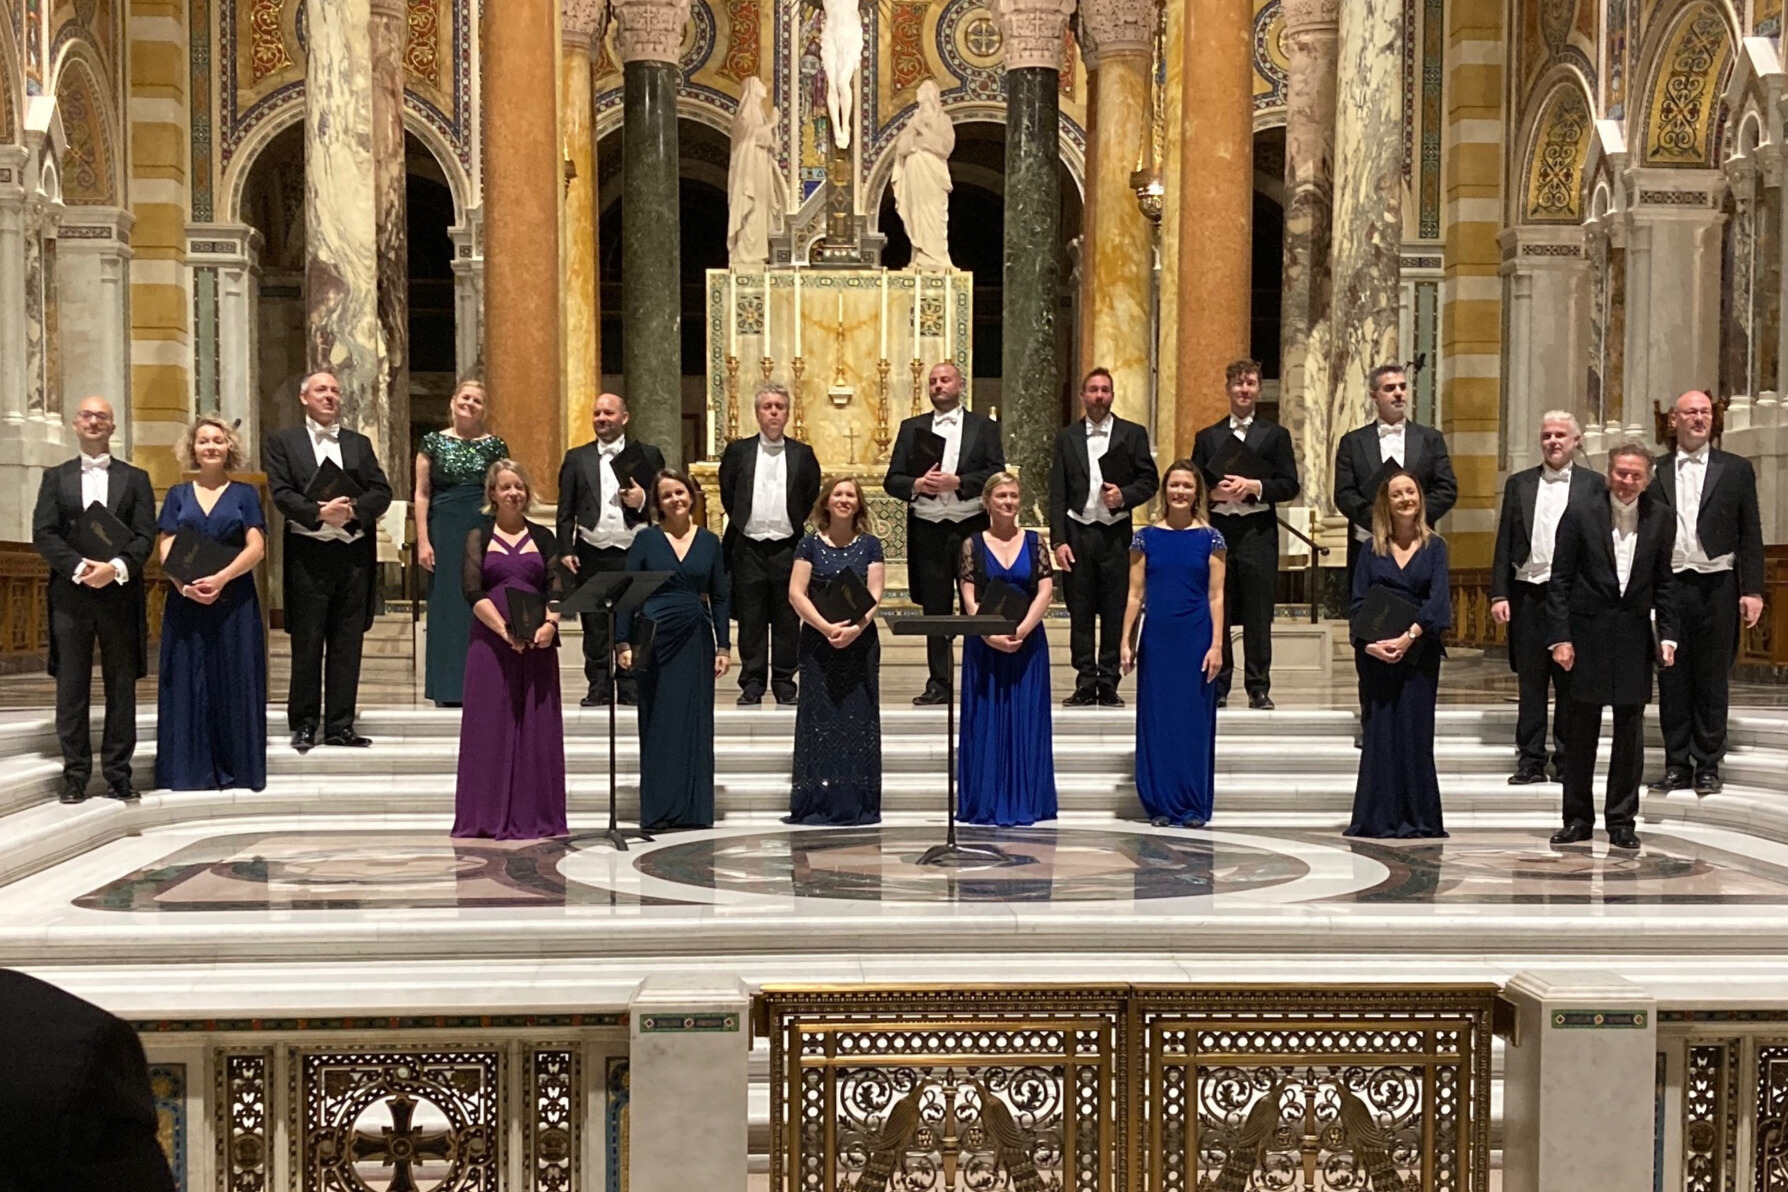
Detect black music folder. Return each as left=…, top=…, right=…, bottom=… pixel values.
left=812, top=567, right=876, bottom=625
left=1350, top=585, right=1422, bottom=645
left=977, top=577, right=1032, bottom=626
left=909, top=428, right=949, bottom=476
left=608, top=442, right=652, bottom=489
left=1202, top=437, right=1273, bottom=487
left=505, top=588, right=548, bottom=642
left=161, top=528, right=239, bottom=587
left=74, top=502, right=134, bottom=561
left=303, top=458, right=364, bottom=503
left=1097, top=441, right=1137, bottom=490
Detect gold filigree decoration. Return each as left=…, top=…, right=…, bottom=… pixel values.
left=405, top=0, right=441, bottom=86
left=215, top=1050, right=272, bottom=1192
left=1758, top=1045, right=1788, bottom=1190
left=248, top=0, right=295, bottom=83
left=1524, top=84, right=1591, bottom=222
left=1643, top=4, right=1734, bottom=167
left=55, top=59, right=115, bottom=205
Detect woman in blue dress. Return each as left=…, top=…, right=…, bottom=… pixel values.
left=786, top=477, right=885, bottom=826
left=156, top=417, right=268, bottom=791
left=957, top=472, right=1057, bottom=826
left=414, top=379, right=508, bottom=706
left=617, top=469, right=733, bottom=830
left=1120, top=460, right=1227, bottom=827
left=1348, top=469, right=1452, bottom=839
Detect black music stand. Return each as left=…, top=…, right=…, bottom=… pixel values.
left=557, top=570, right=671, bottom=851
left=890, top=613, right=1019, bottom=866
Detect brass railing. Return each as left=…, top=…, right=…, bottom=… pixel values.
left=757, top=985, right=1499, bottom=1192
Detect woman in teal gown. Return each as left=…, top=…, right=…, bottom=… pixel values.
left=415, top=379, right=508, bottom=706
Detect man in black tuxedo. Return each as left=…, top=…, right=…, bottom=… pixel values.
left=1490, top=412, right=1607, bottom=784
left=884, top=361, right=1007, bottom=704
left=1191, top=358, right=1300, bottom=709
left=1545, top=443, right=1678, bottom=850
left=719, top=382, right=822, bottom=706
left=1647, top=390, right=1767, bottom=795
left=30, top=396, right=157, bottom=803
left=557, top=391, right=665, bottom=706
left=0, top=968, right=175, bottom=1192
left=1048, top=368, right=1159, bottom=707
left=264, top=370, right=394, bottom=751
left=1333, top=363, right=1458, bottom=578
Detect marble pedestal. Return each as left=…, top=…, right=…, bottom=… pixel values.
left=627, top=974, right=750, bottom=1192
left=1501, top=970, right=1657, bottom=1192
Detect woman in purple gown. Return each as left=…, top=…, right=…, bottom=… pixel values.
left=453, top=460, right=568, bottom=840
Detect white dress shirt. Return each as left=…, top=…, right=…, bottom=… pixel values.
left=1353, top=421, right=1411, bottom=542
left=291, top=418, right=362, bottom=544
left=72, top=453, right=129, bottom=584
left=1611, top=494, right=1640, bottom=594
left=1515, top=464, right=1573, bottom=584
left=912, top=406, right=982, bottom=523
left=1669, top=446, right=1735, bottom=574
left=1069, top=416, right=1125, bottom=526
left=580, top=436, right=640, bottom=550
left=743, top=434, right=796, bottom=540
left=1212, top=415, right=1270, bottom=518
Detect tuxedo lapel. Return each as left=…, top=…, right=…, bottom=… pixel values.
left=736, top=438, right=759, bottom=525
left=1699, top=450, right=1727, bottom=519
left=1653, top=456, right=1676, bottom=507
left=1516, top=468, right=1538, bottom=545
left=104, top=464, right=126, bottom=514
left=59, top=461, right=81, bottom=519
left=1403, top=424, right=1424, bottom=474
left=1590, top=499, right=1618, bottom=585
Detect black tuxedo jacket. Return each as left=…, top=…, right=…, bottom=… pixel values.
left=1649, top=447, right=1766, bottom=594
left=1489, top=464, right=1607, bottom=600
left=1546, top=493, right=1679, bottom=708
left=1190, top=415, right=1300, bottom=517
left=555, top=438, right=667, bottom=548
left=1333, top=421, right=1458, bottom=531
left=883, top=408, right=1006, bottom=505
left=1046, top=417, right=1159, bottom=543
left=717, top=435, right=823, bottom=556
left=0, top=968, right=176, bottom=1192
left=30, top=456, right=157, bottom=679
left=264, top=424, right=392, bottom=632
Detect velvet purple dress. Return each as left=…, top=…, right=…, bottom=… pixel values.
left=452, top=521, right=568, bottom=840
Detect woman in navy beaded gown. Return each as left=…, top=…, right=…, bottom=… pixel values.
left=1348, top=469, right=1452, bottom=839
left=155, top=417, right=267, bottom=791
left=957, top=472, right=1057, bottom=826
left=1120, top=460, right=1227, bottom=827
left=786, top=477, right=885, bottom=825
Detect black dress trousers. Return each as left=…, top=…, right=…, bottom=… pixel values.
left=51, top=585, right=139, bottom=790
left=283, top=535, right=371, bottom=736
left=732, top=534, right=800, bottom=698
left=1657, top=568, right=1739, bottom=774
left=1063, top=518, right=1132, bottom=692
left=1561, top=700, right=1643, bottom=831
left=1508, top=578, right=1572, bottom=773
left=1211, top=511, right=1277, bottom=700
left=907, top=512, right=987, bottom=690
left=575, top=541, right=635, bottom=700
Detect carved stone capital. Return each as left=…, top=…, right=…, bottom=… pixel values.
left=563, top=0, right=610, bottom=52
left=996, top=0, right=1077, bottom=72
left=1281, top=0, right=1339, bottom=40
left=1078, top=0, right=1152, bottom=65
left=613, top=0, right=689, bottom=64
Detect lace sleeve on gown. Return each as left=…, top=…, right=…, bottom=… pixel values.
left=461, top=527, right=488, bottom=607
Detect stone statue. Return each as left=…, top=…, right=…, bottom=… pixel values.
left=727, top=77, right=783, bottom=269
left=819, top=0, right=863, bottom=150
left=892, top=80, right=955, bottom=272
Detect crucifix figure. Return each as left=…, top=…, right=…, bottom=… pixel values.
left=348, top=1094, right=454, bottom=1192
left=818, top=0, right=863, bottom=149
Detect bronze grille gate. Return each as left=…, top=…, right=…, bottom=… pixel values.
left=757, top=985, right=1499, bottom=1192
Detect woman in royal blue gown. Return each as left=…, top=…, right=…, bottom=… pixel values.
left=957, top=472, right=1057, bottom=826
left=1120, top=460, right=1227, bottom=827
left=1348, top=469, right=1452, bottom=839
left=155, top=417, right=267, bottom=791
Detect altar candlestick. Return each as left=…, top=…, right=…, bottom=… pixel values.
left=726, top=274, right=737, bottom=359
left=912, top=277, right=922, bottom=354
left=793, top=268, right=802, bottom=356
left=762, top=270, right=772, bottom=348
left=879, top=269, right=889, bottom=360
left=943, top=273, right=953, bottom=369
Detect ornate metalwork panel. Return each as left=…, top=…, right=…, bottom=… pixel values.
left=1683, top=1041, right=1738, bottom=1192
left=525, top=1047, right=582, bottom=1192
left=290, top=1047, right=505, bottom=1192
left=216, top=1049, right=273, bottom=1192
left=1757, top=1046, right=1788, bottom=1191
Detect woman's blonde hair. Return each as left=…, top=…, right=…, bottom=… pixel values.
left=980, top=471, right=1021, bottom=510
left=1157, top=459, right=1210, bottom=524
left=482, top=458, right=535, bottom=515
left=176, top=416, right=246, bottom=472
left=1370, top=468, right=1436, bottom=555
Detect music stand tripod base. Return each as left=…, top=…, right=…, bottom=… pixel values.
left=915, top=839, right=1018, bottom=866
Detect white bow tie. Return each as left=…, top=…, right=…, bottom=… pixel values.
left=311, top=425, right=341, bottom=443
left=1541, top=468, right=1569, bottom=483
left=81, top=455, right=111, bottom=472
left=1378, top=423, right=1403, bottom=439
left=1230, top=417, right=1252, bottom=431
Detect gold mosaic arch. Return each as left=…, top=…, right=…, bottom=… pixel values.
left=0, top=37, right=15, bottom=144
left=1639, top=0, right=1736, bottom=167
left=1522, top=78, right=1594, bottom=223
left=52, top=50, right=118, bottom=205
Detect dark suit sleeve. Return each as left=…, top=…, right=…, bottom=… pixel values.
left=1424, top=427, right=1458, bottom=523
left=121, top=469, right=157, bottom=575
left=350, top=438, right=393, bottom=525
left=1190, top=426, right=1213, bottom=472
left=31, top=468, right=84, bottom=578
left=1047, top=428, right=1070, bottom=544
left=264, top=433, right=322, bottom=530
left=556, top=450, right=581, bottom=547
left=1545, top=505, right=1580, bottom=648
left=72, top=1016, right=177, bottom=1192
left=883, top=421, right=918, bottom=502
left=1259, top=425, right=1299, bottom=506
left=794, top=444, right=822, bottom=524
left=1489, top=475, right=1519, bottom=602
left=1736, top=459, right=1765, bottom=596
left=1119, top=423, right=1159, bottom=510
left=717, top=439, right=742, bottom=518
left=956, top=419, right=1004, bottom=499
left=1334, top=434, right=1369, bottom=527
left=623, top=446, right=666, bottom=528
left=1655, top=513, right=1680, bottom=645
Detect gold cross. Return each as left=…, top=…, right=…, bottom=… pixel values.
left=841, top=425, right=859, bottom=465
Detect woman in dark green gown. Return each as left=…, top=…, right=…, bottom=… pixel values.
left=414, top=379, right=508, bottom=706
left=616, top=469, right=732, bottom=829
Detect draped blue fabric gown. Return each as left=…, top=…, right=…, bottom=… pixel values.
left=1132, top=524, right=1225, bottom=825
left=958, top=530, right=1057, bottom=826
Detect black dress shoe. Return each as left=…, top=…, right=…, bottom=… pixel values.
left=1181, top=817, right=1207, bottom=829
left=1062, top=689, right=1098, bottom=708
left=322, top=731, right=373, bottom=748
left=106, top=785, right=141, bottom=802
left=1149, top=816, right=1171, bottom=828
left=1216, top=696, right=1229, bottom=709
left=1649, top=767, right=1692, bottom=793
left=616, top=691, right=639, bottom=707
left=736, top=690, right=764, bottom=706
left=1549, top=824, right=1593, bottom=845
left=59, top=779, right=88, bottom=805
left=1097, top=688, right=1125, bottom=708
left=774, top=688, right=799, bottom=707
left=1608, top=827, right=1642, bottom=850
left=913, top=686, right=949, bottom=706
left=1694, top=770, right=1724, bottom=794
left=1508, top=768, right=1547, bottom=786
left=1248, top=694, right=1275, bottom=710
left=291, top=727, right=317, bottom=752
left=580, top=691, right=610, bottom=708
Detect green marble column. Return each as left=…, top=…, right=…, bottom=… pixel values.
left=1002, top=67, right=1062, bottom=524
left=622, top=59, right=683, bottom=466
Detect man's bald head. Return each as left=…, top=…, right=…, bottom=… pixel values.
left=1669, top=389, right=1715, bottom=453
left=71, top=396, right=116, bottom=455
